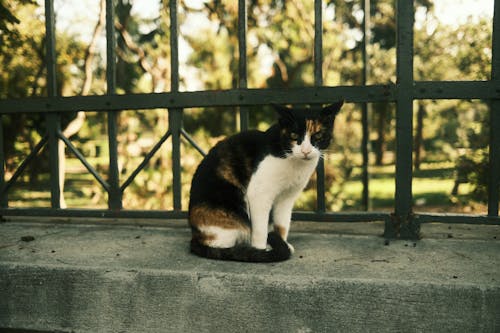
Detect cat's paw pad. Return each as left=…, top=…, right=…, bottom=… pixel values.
left=286, top=242, right=295, bottom=254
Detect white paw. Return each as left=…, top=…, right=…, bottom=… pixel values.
left=286, top=242, right=295, bottom=254
left=252, top=238, right=268, bottom=251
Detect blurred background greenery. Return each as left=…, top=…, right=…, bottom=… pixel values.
left=0, top=0, right=495, bottom=213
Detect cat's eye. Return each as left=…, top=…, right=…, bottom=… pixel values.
left=313, top=132, right=323, bottom=140
left=290, top=132, right=299, bottom=140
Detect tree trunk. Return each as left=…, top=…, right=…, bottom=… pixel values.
left=58, top=0, right=106, bottom=208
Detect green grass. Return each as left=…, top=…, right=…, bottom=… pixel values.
left=5, top=157, right=487, bottom=214
left=333, top=161, right=486, bottom=213
left=7, top=157, right=108, bottom=209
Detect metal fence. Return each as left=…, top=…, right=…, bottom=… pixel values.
left=0, top=0, right=499, bottom=239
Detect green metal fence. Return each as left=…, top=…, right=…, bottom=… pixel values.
left=0, top=0, right=499, bottom=239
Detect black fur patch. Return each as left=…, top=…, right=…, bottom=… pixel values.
left=190, top=231, right=291, bottom=263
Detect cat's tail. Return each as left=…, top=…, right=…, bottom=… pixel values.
left=190, top=231, right=291, bottom=263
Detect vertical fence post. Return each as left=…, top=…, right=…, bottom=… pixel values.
left=314, top=0, right=326, bottom=213
left=238, top=0, right=249, bottom=131
left=45, top=0, right=61, bottom=209
left=0, top=115, right=6, bottom=207
left=361, top=0, right=371, bottom=211
left=47, top=114, right=61, bottom=209
left=490, top=106, right=500, bottom=217
left=389, top=0, right=418, bottom=239
left=489, top=0, right=500, bottom=216
left=106, top=0, right=122, bottom=210
left=170, top=0, right=182, bottom=211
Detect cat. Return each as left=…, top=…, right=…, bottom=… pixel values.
left=188, top=101, right=344, bottom=262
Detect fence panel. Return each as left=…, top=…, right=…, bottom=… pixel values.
left=0, top=0, right=499, bottom=238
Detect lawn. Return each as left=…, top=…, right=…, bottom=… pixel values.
left=5, top=157, right=486, bottom=214
left=337, top=161, right=485, bottom=213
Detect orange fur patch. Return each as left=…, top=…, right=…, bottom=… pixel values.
left=215, top=145, right=252, bottom=189
left=305, top=119, right=322, bottom=135
left=274, top=225, right=287, bottom=240
left=217, top=158, right=243, bottom=189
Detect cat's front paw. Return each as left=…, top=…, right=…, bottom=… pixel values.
left=286, top=242, right=295, bottom=254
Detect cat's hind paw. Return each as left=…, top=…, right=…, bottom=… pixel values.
left=286, top=242, right=295, bottom=254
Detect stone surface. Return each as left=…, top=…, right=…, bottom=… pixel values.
left=1, top=220, right=499, bottom=332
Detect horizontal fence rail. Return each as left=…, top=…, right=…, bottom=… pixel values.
left=0, top=0, right=499, bottom=239
left=1, top=82, right=499, bottom=114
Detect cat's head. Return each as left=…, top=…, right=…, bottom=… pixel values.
left=273, top=101, right=344, bottom=161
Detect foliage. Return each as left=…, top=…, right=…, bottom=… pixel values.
left=0, top=1, right=88, bottom=184
left=0, top=0, right=495, bottom=212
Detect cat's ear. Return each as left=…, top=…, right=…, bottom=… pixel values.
left=320, top=100, right=344, bottom=122
left=272, top=104, right=295, bottom=126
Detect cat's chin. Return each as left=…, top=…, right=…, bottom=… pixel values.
left=292, top=154, right=319, bottom=162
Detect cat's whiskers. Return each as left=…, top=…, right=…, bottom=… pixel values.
left=318, top=150, right=336, bottom=160
left=319, top=150, right=335, bottom=155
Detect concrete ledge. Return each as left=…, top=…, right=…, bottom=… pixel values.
left=1, top=221, right=499, bottom=332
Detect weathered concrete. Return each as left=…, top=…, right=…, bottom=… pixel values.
left=0, top=220, right=499, bottom=333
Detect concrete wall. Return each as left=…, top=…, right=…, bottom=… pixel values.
left=1, top=222, right=499, bottom=332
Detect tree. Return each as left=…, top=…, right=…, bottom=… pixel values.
left=1, top=0, right=109, bottom=207
left=413, top=15, right=492, bottom=202
left=2, top=0, right=493, bottom=210
left=0, top=2, right=81, bottom=181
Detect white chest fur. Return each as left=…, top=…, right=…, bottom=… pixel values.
left=245, top=154, right=319, bottom=249
left=247, top=154, right=319, bottom=198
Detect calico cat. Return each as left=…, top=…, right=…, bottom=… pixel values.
left=188, top=101, right=344, bottom=262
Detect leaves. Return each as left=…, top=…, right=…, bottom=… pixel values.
left=1, top=0, right=494, bottom=210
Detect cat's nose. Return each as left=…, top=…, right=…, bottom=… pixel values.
left=301, top=147, right=312, bottom=157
